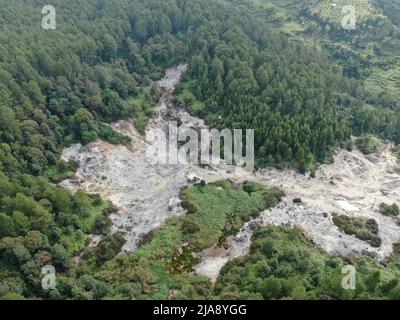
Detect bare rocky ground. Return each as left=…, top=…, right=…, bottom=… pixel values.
left=61, top=65, right=400, bottom=282
left=61, top=64, right=249, bottom=252
left=256, top=145, right=400, bottom=261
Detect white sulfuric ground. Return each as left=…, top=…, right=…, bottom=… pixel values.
left=61, top=65, right=400, bottom=281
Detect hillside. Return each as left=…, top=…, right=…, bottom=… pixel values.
left=0, top=0, right=400, bottom=300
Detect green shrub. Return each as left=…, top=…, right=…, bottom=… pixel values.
left=379, top=203, right=400, bottom=217
left=355, top=134, right=385, bottom=155
left=92, top=214, right=112, bottom=235
left=93, top=233, right=125, bottom=264
left=333, top=215, right=381, bottom=247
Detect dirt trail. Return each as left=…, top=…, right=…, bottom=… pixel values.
left=61, top=65, right=400, bottom=281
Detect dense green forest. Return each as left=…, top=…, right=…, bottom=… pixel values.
left=377, top=0, right=400, bottom=26
left=1, top=0, right=400, bottom=300
left=215, top=225, right=400, bottom=300
left=224, top=0, right=400, bottom=146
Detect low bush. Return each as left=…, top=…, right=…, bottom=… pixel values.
left=379, top=203, right=400, bottom=217
left=333, top=215, right=381, bottom=247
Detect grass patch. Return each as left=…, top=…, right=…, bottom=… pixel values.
left=282, top=22, right=305, bottom=36
left=43, top=160, right=78, bottom=183
left=180, top=181, right=284, bottom=250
